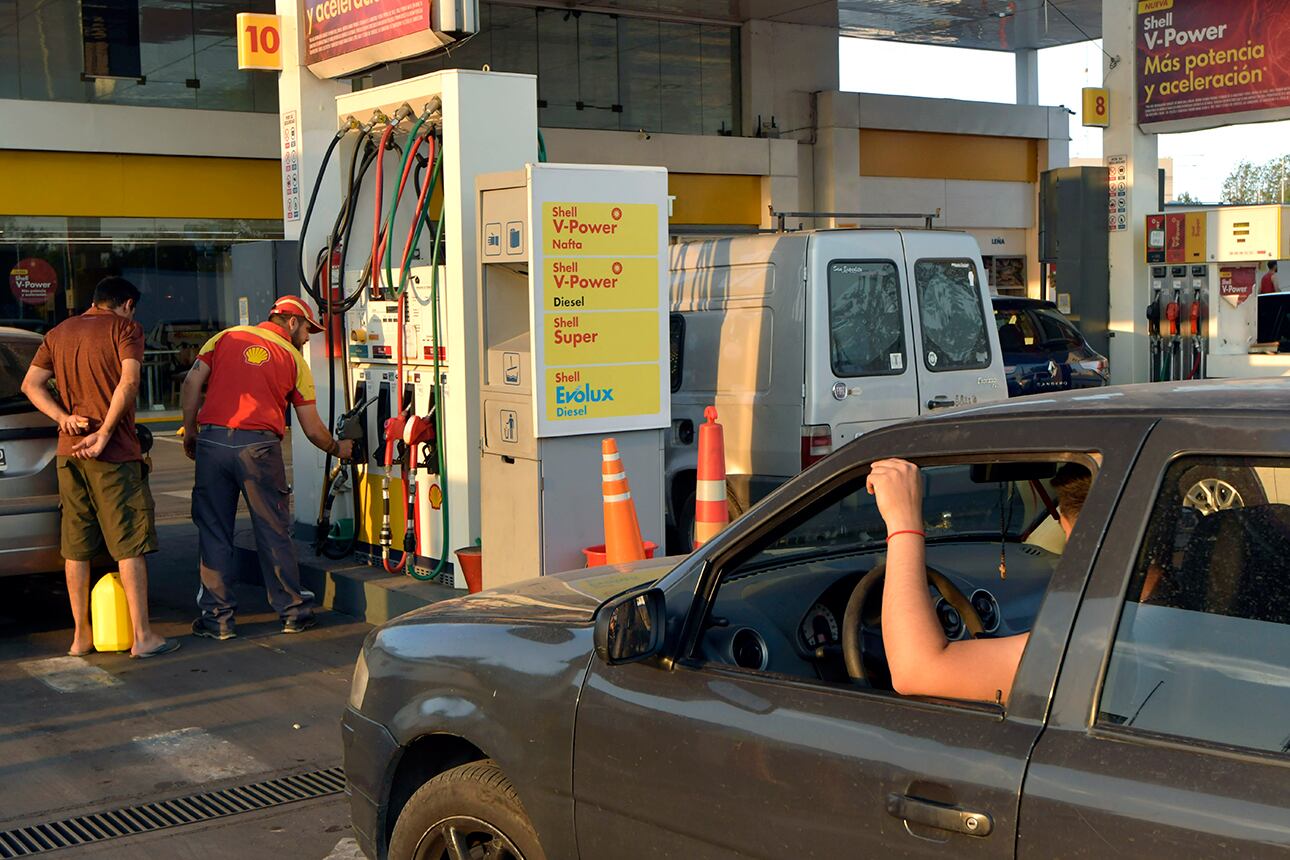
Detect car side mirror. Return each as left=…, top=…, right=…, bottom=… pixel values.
left=594, top=587, right=666, bottom=666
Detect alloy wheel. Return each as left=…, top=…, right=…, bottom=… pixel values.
left=413, top=815, right=525, bottom=860
left=1182, top=477, right=1245, bottom=515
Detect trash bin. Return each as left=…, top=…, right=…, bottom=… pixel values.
left=455, top=546, right=483, bottom=593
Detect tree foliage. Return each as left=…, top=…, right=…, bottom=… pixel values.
left=1174, top=191, right=1201, bottom=204
left=1220, top=156, right=1290, bottom=204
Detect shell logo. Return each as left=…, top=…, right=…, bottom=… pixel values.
left=428, top=483, right=443, bottom=510
left=243, top=345, right=271, bottom=367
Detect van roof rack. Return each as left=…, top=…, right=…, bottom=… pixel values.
left=768, top=207, right=941, bottom=232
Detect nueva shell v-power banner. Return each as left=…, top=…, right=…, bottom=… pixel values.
left=302, top=0, right=470, bottom=78
left=1137, top=0, right=1290, bottom=133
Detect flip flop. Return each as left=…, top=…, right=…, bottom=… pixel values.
left=68, top=647, right=94, bottom=657
left=130, top=638, right=182, bottom=659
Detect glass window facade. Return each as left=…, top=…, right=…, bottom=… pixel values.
left=0, top=0, right=279, bottom=112
left=400, top=3, right=740, bottom=136
left=1, top=217, right=283, bottom=411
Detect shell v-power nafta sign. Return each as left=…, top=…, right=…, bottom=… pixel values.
left=478, top=164, right=669, bottom=585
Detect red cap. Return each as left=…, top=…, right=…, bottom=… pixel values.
left=270, top=295, right=324, bottom=333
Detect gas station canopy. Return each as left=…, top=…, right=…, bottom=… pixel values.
left=508, top=0, right=1103, bottom=50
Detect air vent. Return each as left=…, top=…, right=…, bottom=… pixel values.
left=730, top=627, right=769, bottom=670
left=970, top=589, right=1001, bottom=634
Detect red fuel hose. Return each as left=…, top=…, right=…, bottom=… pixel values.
left=377, top=131, right=431, bottom=294
left=370, top=124, right=397, bottom=298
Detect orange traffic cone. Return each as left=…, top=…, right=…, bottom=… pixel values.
left=694, top=406, right=729, bottom=549
left=602, top=438, right=646, bottom=564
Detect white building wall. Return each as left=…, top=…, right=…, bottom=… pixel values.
left=0, top=98, right=277, bottom=158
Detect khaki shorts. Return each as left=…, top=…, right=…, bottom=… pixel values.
left=57, top=457, right=158, bottom=562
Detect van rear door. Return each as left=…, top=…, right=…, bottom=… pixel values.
left=899, top=232, right=1007, bottom=414
left=804, top=232, right=919, bottom=461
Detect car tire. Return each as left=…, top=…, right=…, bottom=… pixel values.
left=1178, top=464, right=1266, bottom=515
left=387, top=760, right=546, bottom=860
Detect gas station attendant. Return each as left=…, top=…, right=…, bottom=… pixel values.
left=181, top=296, right=354, bottom=640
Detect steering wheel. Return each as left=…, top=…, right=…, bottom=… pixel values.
left=841, top=562, right=985, bottom=685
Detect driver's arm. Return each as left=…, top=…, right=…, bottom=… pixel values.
left=867, top=459, right=1029, bottom=705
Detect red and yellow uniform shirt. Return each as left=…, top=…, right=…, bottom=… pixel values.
left=196, top=321, right=315, bottom=438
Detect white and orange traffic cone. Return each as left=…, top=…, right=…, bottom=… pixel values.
left=694, top=406, right=729, bottom=549
left=602, top=438, right=646, bottom=564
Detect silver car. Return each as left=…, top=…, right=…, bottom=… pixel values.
left=0, top=326, right=61, bottom=575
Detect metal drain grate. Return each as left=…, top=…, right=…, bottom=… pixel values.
left=0, top=766, right=345, bottom=857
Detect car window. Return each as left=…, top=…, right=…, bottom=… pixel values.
left=700, top=457, right=1090, bottom=694
left=1098, top=456, right=1290, bottom=756
left=0, top=338, right=39, bottom=415
left=913, top=259, right=991, bottom=372
left=744, top=463, right=1044, bottom=566
left=827, top=261, right=906, bottom=377
left=1033, top=308, right=1083, bottom=349
left=994, top=308, right=1045, bottom=355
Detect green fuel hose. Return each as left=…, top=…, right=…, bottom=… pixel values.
left=415, top=201, right=451, bottom=583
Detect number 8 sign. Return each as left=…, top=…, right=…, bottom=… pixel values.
left=1082, top=86, right=1110, bottom=128
left=237, top=13, right=284, bottom=71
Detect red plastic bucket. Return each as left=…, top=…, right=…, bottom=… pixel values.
left=455, top=546, right=483, bottom=593
left=582, top=542, right=657, bottom=567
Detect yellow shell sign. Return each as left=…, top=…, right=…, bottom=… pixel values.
left=243, top=345, right=271, bottom=367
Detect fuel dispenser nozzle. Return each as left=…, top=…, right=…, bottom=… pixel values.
left=314, top=396, right=379, bottom=557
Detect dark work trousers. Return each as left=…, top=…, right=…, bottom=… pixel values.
left=192, top=426, right=313, bottom=632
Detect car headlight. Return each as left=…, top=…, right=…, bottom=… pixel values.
left=349, top=650, right=369, bottom=712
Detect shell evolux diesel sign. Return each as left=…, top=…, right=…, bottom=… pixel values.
left=301, top=0, right=477, bottom=78
left=1137, top=0, right=1290, bottom=132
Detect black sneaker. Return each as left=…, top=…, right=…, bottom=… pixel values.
left=282, top=616, right=317, bottom=635
left=191, top=619, right=236, bottom=641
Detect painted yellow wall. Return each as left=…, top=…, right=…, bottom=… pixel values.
left=859, top=130, right=1038, bottom=183
left=1, top=151, right=284, bottom=220
left=668, top=173, right=762, bottom=225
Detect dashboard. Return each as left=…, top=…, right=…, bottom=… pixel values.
left=700, top=541, right=1061, bottom=683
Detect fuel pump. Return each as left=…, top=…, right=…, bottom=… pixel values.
left=1187, top=265, right=1208, bottom=379
left=285, top=69, right=540, bottom=589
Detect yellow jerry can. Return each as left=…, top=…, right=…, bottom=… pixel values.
left=91, top=573, right=133, bottom=653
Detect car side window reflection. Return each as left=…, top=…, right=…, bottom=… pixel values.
left=1098, top=456, right=1290, bottom=756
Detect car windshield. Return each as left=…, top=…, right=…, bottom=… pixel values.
left=1033, top=307, right=1083, bottom=349
left=744, top=463, right=1054, bottom=567
left=0, top=338, right=39, bottom=414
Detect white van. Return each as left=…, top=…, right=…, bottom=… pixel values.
left=665, top=228, right=1008, bottom=551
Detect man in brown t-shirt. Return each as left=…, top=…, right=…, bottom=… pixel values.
left=22, top=277, right=178, bottom=658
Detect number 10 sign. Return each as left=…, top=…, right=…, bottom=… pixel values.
left=237, top=13, right=283, bottom=71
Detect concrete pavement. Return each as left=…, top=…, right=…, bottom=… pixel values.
left=0, top=518, right=366, bottom=859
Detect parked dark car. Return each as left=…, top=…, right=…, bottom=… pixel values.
left=343, top=378, right=1290, bottom=860
left=992, top=296, right=1108, bottom=397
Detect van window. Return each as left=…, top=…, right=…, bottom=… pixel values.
left=914, top=259, right=991, bottom=372
left=827, top=261, right=906, bottom=377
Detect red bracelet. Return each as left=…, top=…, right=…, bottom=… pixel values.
left=885, top=529, right=925, bottom=542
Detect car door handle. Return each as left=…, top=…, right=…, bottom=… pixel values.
left=926, top=396, right=955, bottom=410
left=886, top=794, right=993, bottom=838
